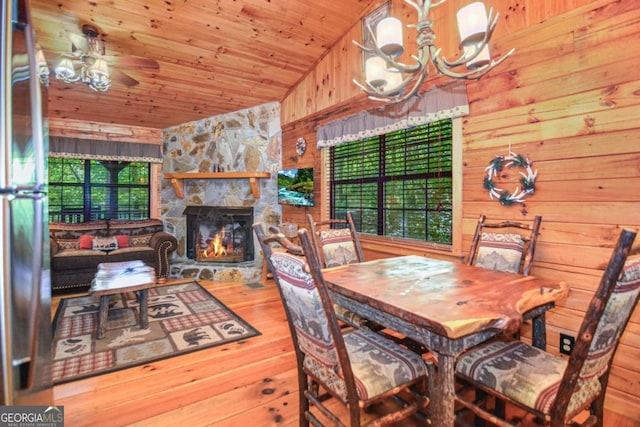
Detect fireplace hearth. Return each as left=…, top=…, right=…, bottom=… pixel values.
left=184, top=206, right=254, bottom=263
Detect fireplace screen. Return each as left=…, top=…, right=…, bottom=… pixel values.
left=184, top=206, right=254, bottom=263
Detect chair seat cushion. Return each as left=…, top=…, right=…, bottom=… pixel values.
left=456, top=340, right=601, bottom=418
left=304, top=328, right=427, bottom=404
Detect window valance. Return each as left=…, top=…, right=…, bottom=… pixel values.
left=49, top=136, right=163, bottom=163
left=316, top=82, right=469, bottom=149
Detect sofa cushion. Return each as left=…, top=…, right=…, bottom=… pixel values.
left=54, top=249, right=106, bottom=257
left=50, top=220, right=109, bottom=242
left=107, top=219, right=163, bottom=235
left=129, top=234, right=153, bottom=247
left=78, top=235, right=93, bottom=249
left=92, top=236, right=119, bottom=251
left=116, top=235, right=130, bottom=248
left=57, top=238, right=80, bottom=250
left=109, top=246, right=153, bottom=256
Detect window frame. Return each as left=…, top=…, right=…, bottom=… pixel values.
left=323, top=117, right=462, bottom=256
left=48, top=158, right=152, bottom=223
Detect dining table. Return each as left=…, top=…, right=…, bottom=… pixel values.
left=321, top=255, right=569, bottom=427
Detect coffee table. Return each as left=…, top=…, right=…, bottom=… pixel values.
left=90, top=281, right=156, bottom=339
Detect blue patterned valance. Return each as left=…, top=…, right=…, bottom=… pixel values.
left=317, top=82, right=469, bottom=149
left=49, top=136, right=163, bottom=163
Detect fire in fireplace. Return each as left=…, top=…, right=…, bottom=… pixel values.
left=183, top=206, right=254, bottom=263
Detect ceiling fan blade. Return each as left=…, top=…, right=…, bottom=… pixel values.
left=64, top=29, right=88, bottom=52
left=105, top=55, right=159, bottom=70
left=111, top=68, right=139, bottom=87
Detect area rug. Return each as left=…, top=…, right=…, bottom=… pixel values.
left=51, top=281, right=260, bottom=384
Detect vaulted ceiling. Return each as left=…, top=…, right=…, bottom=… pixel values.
left=30, top=0, right=378, bottom=129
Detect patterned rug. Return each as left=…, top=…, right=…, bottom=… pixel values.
left=52, top=281, right=260, bottom=384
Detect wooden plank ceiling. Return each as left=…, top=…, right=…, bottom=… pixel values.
left=30, top=0, right=378, bottom=129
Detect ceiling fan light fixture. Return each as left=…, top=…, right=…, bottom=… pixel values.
left=36, top=49, right=50, bottom=85
left=54, top=58, right=80, bottom=83
left=87, top=59, right=111, bottom=92
left=90, top=59, right=110, bottom=78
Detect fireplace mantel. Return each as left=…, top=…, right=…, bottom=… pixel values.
left=164, top=171, right=271, bottom=199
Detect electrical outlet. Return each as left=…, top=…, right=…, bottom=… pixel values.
left=559, top=333, right=575, bottom=355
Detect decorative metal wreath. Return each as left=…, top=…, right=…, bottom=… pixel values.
left=483, top=152, right=538, bottom=206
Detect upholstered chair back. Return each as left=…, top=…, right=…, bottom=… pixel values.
left=468, top=215, right=542, bottom=276
left=268, top=249, right=342, bottom=371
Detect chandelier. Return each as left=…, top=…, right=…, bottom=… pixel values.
left=53, top=25, right=112, bottom=92
left=353, top=0, right=514, bottom=104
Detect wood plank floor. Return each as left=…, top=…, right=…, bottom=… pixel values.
left=51, top=279, right=640, bottom=426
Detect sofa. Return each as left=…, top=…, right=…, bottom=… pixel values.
left=49, top=219, right=177, bottom=293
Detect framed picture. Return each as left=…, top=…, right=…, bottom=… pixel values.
left=361, top=2, right=391, bottom=70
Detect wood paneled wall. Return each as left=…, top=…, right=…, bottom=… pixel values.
left=280, top=0, right=640, bottom=419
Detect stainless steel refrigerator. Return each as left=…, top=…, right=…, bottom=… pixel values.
left=1, top=0, right=53, bottom=405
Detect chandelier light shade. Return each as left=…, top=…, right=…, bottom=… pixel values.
left=457, top=2, right=489, bottom=45
left=376, top=17, right=404, bottom=57
left=365, top=56, right=388, bottom=88
left=354, top=0, right=515, bottom=104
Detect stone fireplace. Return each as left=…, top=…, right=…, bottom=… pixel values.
left=161, top=101, right=282, bottom=283
left=184, top=206, right=254, bottom=263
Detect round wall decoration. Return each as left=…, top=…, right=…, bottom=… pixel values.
left=483, top=152, right=537, bottom=206
left=295, top=137, right=307, bottom=156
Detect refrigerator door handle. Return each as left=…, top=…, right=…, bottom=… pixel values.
left=12, top=192, right=45, bottom=391
left=21, top=1, right=46, bottom=391
left=24, top=12, right=46, bottom=189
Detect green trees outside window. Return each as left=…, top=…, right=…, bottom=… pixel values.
left=48, top=158, right=150, bottom=223
left=330, top=119, right=452, bottom=244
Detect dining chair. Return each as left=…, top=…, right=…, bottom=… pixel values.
left=306, top=212, right=364, bottom=268
left=467, top=215, right=542, bottom=276
left=306, top=212, right=372, bottom=329
left=468, top=214, right=548, bottom=349
left=253, top=223, right=431, bottom=426
left=307, top=212, right=432, bottom=353
left=455, top=228, right=638, bottom=427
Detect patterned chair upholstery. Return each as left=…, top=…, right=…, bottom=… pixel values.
left=253, top=223, right=430, bottom=426
left=467, top=215, right=542, bottom=276
left=307, top=213, right=366, bottom=328
left=474, top=232, right=526, bottom=274
left=307, top=212, right=364, bottom=268
left=455, top=229, right=638, bottom=427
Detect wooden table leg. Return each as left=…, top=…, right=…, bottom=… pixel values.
left=138, top=289, right=149, bottom=330
left=435, top=354, right=456, bottom=427
left=97, top=295, right=112, bottom=339
left=531, top=313, right=547, bottom=350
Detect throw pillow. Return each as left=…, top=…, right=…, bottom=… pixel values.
left=78, top=235, right=93, bottom=250
left=92, top=236, right=119, bottom=251
left=115, top=235, right=130, bottom=248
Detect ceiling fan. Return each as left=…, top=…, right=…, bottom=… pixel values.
left=52, top=23, right=159, bottom=92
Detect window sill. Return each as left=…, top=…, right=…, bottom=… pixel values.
left=359, top=233, right=463, bottom=262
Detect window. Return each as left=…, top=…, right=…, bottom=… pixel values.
left=330, top=119, right=453, bottom=245
left=48, top=158, right=150, bottom=223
